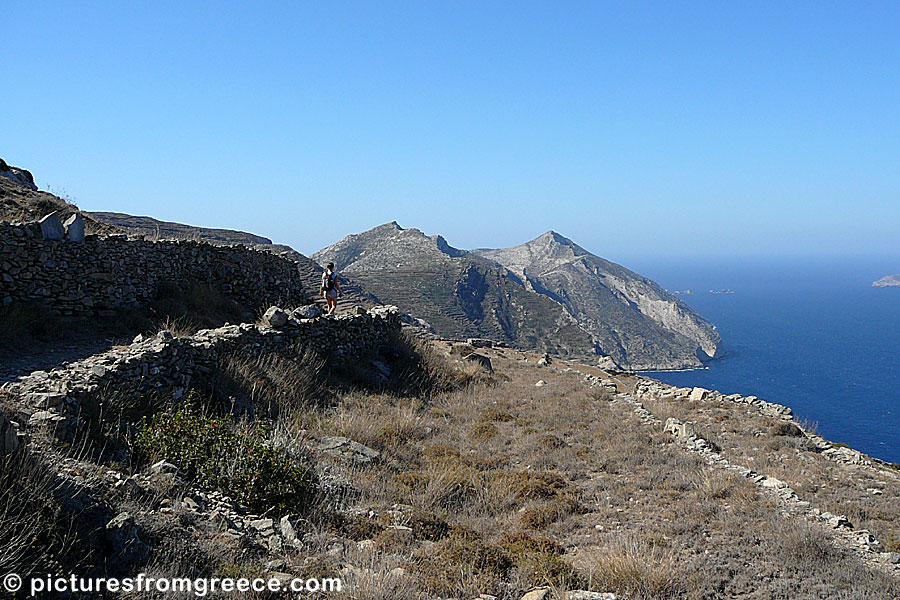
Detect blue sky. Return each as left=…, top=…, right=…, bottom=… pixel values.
left=3, top=2, right=899, bottom=262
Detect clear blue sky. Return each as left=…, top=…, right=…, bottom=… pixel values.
left=3, top=1, right=899, bottom=262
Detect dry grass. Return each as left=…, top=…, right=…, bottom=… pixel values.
left=578, top=535, right=680, bottom=600
left=0, top=450, right=75, bottom=578
left=214, top=344, right=326, bottom=418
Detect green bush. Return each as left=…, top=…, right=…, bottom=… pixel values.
left=136, top=404, right=316, bottom=514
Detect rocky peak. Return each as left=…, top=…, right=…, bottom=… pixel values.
left=312, top=222, right=466, bottom=272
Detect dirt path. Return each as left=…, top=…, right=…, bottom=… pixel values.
left=0, top=337, right=118, bottom=384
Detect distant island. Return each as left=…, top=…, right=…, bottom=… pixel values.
left=710, top=289, right=735, bottom=294
left=873, top=274, right=900, bottom=287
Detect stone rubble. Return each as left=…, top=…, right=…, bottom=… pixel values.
left=3, top=305, right=401, bottom=440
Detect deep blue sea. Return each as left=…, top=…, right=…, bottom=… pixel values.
left=629, top=256, right=900, bottom=463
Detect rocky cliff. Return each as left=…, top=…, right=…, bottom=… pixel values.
left=314, top=223, right=720, bottom=370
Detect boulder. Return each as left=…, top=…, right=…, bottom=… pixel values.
left=292, top=304, right=323, bottom=319
left=664, top=417, right=695, bottom=441
left=464, top=353, right=493, bottom=373
left=280, top=514, right=305, bottom=543
left=39, top=212, right=65, bottom=240
left=311, top=436, right=381, bottom=464
left=689, top=387, right=710, bottom=402
left=536, top=353, right=551, bottom=366
left=521, top=588, right=551, bottom=600
left=105, top=512, right=148, bottom=561
left=535, top=380, right=547, bottom=387
left=63, top=213, right=85, bottom=242
left=0, top=159, right=37, bottom=189
left=149, top=460, right=181, bottom=475
left=262, top=306, right=289, bottom=328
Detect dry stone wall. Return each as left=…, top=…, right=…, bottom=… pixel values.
left=4, top=306, right=400, bottom=440
left=0, top=221, right=307, bottom=316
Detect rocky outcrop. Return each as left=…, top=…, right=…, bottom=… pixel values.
left=0, top=158, right=37, bottom=190
left=87, top=212, right=274, bottom=246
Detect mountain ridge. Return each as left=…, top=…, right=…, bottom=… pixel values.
left=315, top=222, right=721, bottom=370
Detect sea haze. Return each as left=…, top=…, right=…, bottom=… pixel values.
left=630, top=256, right=900, bottom=463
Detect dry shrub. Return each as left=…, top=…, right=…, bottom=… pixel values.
left=538, top=433, right=566, bottom=450
left=520, top=493, right=584, bottom=529
left=501, top=532, right=581, bottom=589
left=156, top=315, right=195, bottom=338
left=497, top=471, right=568, bottom=501
left=581, top=536, right=681, bottom=599
left=770, top=422, right=803, bottom=437
left=412, top=530, right=512, bottom=595
left=470, top=421, right=498, bottom=441
left=383, top=332, right=489, bottom=397
left=688, top=468, right=735, bottom=501
left=421, top=463, right=482, bottom=510
left=480, top=407, right=515, bottom=422
left=325, top=396, right=427, bottom=454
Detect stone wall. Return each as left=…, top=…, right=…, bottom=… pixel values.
left=0, top=221, right=307, bottom=316
left=5, top=305, right=401, bottom=439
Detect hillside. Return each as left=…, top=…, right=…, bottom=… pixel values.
left=88, top=211, right=274, bottom=245
left=873, top=274, right=900, bottom=287
left=3, top=318, right=899, bottom=599
left=314, top=223, right=719, bottom=370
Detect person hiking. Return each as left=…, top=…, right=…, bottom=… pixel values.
left=321, top=262, right=342, bottom=314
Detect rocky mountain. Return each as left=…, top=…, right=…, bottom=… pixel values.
left=873, top=275, right=900, bottom=287
left=313, top=222, right=595, bottom=356
left=314, top=223, right=720, bottom=370
left=475, top=231, right=720, bottom=369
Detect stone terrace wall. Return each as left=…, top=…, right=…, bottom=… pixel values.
left=0, top=221, right=307, bottom=316
left=5, top=306, right=400, bottom=438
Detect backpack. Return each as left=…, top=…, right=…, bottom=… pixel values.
left=322, top=271, right=335, bottom=292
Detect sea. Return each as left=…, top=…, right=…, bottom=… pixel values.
left=630, top=256, right=900, bottom=464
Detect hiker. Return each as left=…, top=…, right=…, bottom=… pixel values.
left=321, top=261, right=342, bottom=314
